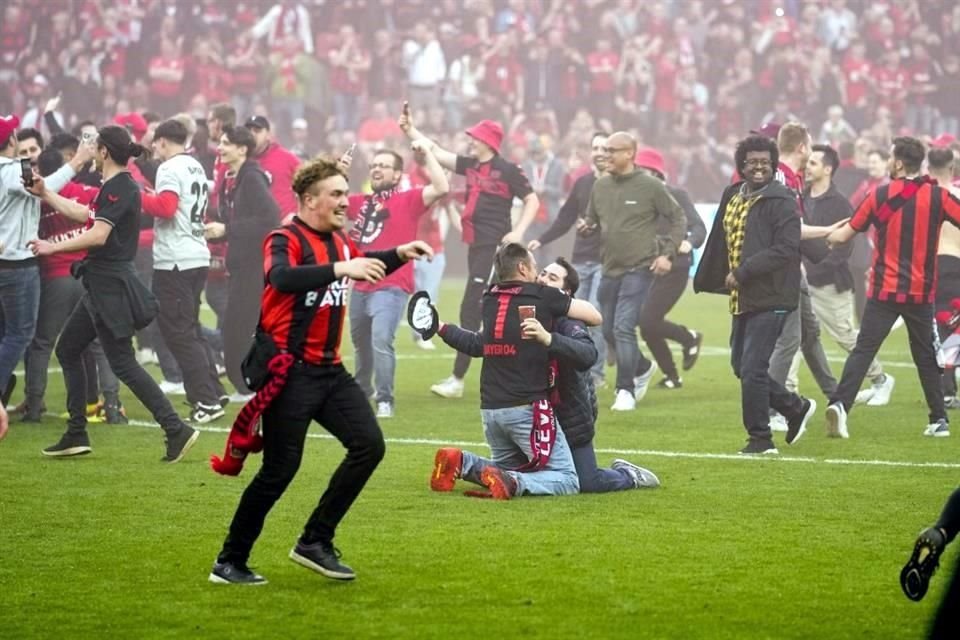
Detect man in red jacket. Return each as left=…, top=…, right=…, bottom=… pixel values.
left=243, top=116, right=301, bottom=221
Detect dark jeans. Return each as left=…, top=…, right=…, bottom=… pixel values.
left=730, top=310, right=805, bottom=443
left=831, top=299, right=946, bottom=422
left=599, top=270, right=654, bottom=392
left=25, top=275, right=119, bottom=407
left=222, top=268, right=262, bottom=394
left=153, top=267, right=224, bottom=406
left=0, top=265, right=40, bottom=396
left=218, top=364, right=385, bottom=564
left=639, top=266, right=696, bottom=381
left=56, top=297, right=185, bottom=436
left=453, top=244, right=497, bottom=379
left=570, top=443, right=634, bottom=493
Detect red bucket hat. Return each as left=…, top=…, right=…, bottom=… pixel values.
left=0, top=114, right=20, bottom=148
left=114, top=112, right=149, bottom=142
left=634, top=147, right=666, bottom=179
left=465, top=119, right=503, bottom=154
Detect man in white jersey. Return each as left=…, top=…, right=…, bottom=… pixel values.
left=142, top=119, right=226, bottom=423
left=929, top=145, right=960, bottom=408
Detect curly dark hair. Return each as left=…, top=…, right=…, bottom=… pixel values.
left=734, top=135, right=779, bottom=175
left=291, top=156, right=344, bottom=198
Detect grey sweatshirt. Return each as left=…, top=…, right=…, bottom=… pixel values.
left=0, top=155, right=76, bottom=262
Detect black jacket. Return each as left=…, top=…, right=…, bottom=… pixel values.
left=217, top=160, right=280, bottom=274
left=439, top=317, right=598, bottom=449
left=801, top=183, right=855, bottom=292
left=537, top=171, right=603, bottom=264
left=663, top=185, right=707, bottom=273
left=694, top=181, right=801, bottom=314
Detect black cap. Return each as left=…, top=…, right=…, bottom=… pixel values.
left=244, top=115, right=270, bottom=131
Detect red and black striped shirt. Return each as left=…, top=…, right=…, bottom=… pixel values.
left=850, top=177, right=960, bottom=304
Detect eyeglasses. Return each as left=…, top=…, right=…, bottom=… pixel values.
left=602, top=147, right=632, bottom=154
left=369, top=163, right=396, bottom=170
left=743, top=159, right=773, bottom=167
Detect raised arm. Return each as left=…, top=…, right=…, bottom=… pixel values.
left=411, top=139, right=450, bottom=207
left=398, top=102, right=458, bottom=171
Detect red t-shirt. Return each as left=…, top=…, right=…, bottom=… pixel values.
left=38, top=182, right=98, bottom=280
left=586, top=51, right=619, bottom=94
left=842, top=56, right=872, bottom=105
left=255, top=143, right=301, bottom=219
left=484, top=54, right=522, bottom=98
left=149, top=56, right=185, bottom=97
left=347, top=188, right=428, bottom=293
left=874, top=67, right=909, bottom=107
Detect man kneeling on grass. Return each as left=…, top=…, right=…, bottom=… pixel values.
left=430, top=257, right=660, bottom=494
left=425, top=243, right=609, bottom=499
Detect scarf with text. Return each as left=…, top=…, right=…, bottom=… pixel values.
left=351, top=186, right=399, bottom=243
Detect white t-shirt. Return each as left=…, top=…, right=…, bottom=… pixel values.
left=152, top=153, right=211, bottom=271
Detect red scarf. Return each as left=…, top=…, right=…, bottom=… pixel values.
left=514, top=396, right=558, bottom=472
left=210, top=353, right=295, bottom=476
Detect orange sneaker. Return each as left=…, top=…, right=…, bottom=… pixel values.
left=480, top=466, right=517, bottom=500
left=430, top=448, right=462, bottom=492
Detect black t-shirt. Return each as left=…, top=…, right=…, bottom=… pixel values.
left=88, top=172, right=141, bottom=264
left=479, top=281, right=572, bottom=409
left=455, top=154, right=533, bottom=247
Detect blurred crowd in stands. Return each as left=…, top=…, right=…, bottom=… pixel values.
left=3, top=0, right=960, bottom=200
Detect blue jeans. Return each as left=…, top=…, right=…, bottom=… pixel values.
left=0, top=265, right=41, bottom=396
left=599, top=270, right=654, bottom=392
left=414, top=253, right=446, bottom=304
left=570, top=444, right=633, bottom=493
left=574, top=261, right=606, bottom=381
left=730, top=310, right=804, bottom=443
left=461, top=405, right=579, bottom=496
left=349, top=287, right=407, bottom=405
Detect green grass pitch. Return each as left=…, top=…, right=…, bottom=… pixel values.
left=1, top=282, right=957, bottom=639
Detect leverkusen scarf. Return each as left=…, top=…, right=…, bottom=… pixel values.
left=210, top=353, right=295, bottom=476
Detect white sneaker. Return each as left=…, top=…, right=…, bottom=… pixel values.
left=633, top=361, right=658, bottom=402
left=611, top=389, right=636, bottom=411
left=159, top=380, right=186, bottom=395
left=826, top=403, right=849, bottom=439
left=866, top=374, right=895, bottom=406
left=376, top=402, right=394, bottom=418
left=924, top=419, right=950, bottom=437
left=612, top=459, right=661, bottom=488
left=415, top=337, right=437, bottom=351
left=854, top=388, right=876, bottom=405
left=430, top=376, right=464, bottom=399
left=769, top=412, right=788, bottom=432
left=137, top=348, right=158, bottom=365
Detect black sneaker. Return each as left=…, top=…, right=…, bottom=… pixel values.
left=42, top=431, right=92, bottom=457
left=21, top=407, right=43, bottom=423
left=900, top=527, right=946, bottom=601
left=739, top=440, right=779, bottom=455
left=1, top=373, right=16, bottom=406
left=786, top=398, right=816, bottom=446
left=682, top=331, right=703, bottom=371
left=190, top=402, right=225, bottom=424
left=289, top=540, right=356, bottom=581
left=655, top=377, right=682, bottom=390
left=102, top=403, right=128, bottom=425
left=208, top=560, right=268, bottom=585
left=163, top=425, right=199, bottom=463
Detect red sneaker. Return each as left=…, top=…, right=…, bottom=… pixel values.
left=480, top=466, right=517, bottom=500
left=430, top=448, right=462, bottom=492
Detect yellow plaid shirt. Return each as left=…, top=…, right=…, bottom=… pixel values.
left=723, top=192, right=761, bottom=314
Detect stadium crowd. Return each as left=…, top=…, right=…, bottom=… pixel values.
left=3, top=0, right=960, bottom=202
left=4, top=0, right=960, bottom=619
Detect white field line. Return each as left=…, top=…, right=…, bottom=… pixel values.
left=10, top=344, right=937, bottom=377
left=97, top=418, right=960, bottom=470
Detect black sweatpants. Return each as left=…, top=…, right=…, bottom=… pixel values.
left=830, top=298, right=946, bottom=422
left=222, top=267, right=263, bottom=394
left=152, top=267, right=224, bottom=406
left=56, top=298, right=185, bottom=437
left=930, top=487, right=960, bottom=638
left=453, top=244, right=497, bottom=379
left=638, top=264, right=696, bottom=381
left=218, top=363, right=386, bottom=564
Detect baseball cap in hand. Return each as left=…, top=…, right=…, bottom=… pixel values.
left=407, top=291, right=439, bottom=340
left=244, top=116, right=271, bottom=131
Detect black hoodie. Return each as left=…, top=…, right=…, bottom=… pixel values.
left=217, top=159, right=280, bottom=274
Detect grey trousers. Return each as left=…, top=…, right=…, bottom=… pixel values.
left=768, top=275, right=837, bottom=397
